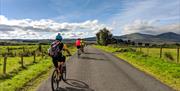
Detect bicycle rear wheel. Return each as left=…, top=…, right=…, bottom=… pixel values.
left=77, top=49, right=81, bottom=58
left=51, top=70, right=60, bottom=91
left=62, top=65, right=67, bottom=81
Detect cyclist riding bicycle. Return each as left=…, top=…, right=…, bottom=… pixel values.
left=75, top=38, right=81, bottom=49
left=80, top=39, right=85, bottom=53
left=48, top=33, right=71, bottom=74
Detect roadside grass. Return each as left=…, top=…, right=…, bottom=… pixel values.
left=94, top=45, right=180, bottom=91
left=0, top=56, right=43, bottom=76
left=25, top=69, right=52, bottom=91
left=0, top=57, right=52, bottom=91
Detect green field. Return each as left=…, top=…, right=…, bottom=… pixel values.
left=0, top=45, right=49, bottom=76
left=95, top=45, right=180, bottom=91
left=136, top=47, right=179, bottom=63
left=0, top=44, right=76, bottom=91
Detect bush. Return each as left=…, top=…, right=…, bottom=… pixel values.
left=164, top=52, right=174, bottom=61
left=115, top=48, right=136, bottom=52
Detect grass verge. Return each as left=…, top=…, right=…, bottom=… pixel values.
left=94, top=45, right=180, bottom=91
left=0, top=58, right=52, bottom=91
left=21, top=67, right=52, bottom=91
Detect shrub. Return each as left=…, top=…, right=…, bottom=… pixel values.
left=164, top=52, right=174, bottom=61
left=115, top=48, right=136, bottom=52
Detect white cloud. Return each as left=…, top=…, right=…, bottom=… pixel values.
left=122, top=20, right=180, bottom=35
left=108, top=0, right=180, bottom=35
left=0, top=15, right=111, bottom=39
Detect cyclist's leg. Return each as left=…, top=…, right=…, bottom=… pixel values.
left=52, top=57, right=59, bottom=71
left=77, top=46, right=81, bottom=54
left=59, top=55, right=66, bottom=73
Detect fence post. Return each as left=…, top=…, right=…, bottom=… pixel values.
left=3, top=55, right=7, bottom=75
left=160, top=47, right=162, bottom=58
left=41, top=51, right=44, bottom=59
left=147, top=47, right=149, bottom=55
left=140, top=47, right=142, bottom=52
left=23, top=47, right=25, bottom=52
left=177, top=48, right=179, bottom=63
left=7, top=47, right=10, bottom=53
left=21, top=54, right=24, bottom=68
left=33, top=51, right=36, bottom=63
left=15, top=52, right=16, bottom=56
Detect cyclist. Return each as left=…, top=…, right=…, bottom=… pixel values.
left=75, top=38, right=81, bottom=49
left=48, top=33, right=71, bottom=74
left=80, top=39, right=85, bottom=53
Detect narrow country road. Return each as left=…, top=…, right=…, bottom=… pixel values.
left=37, top=46, right=174, bottom=91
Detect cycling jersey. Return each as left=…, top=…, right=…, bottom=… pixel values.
left=76, top=40, right=81, bottom=46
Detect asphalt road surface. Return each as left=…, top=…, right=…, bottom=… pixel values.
left=37, top=46, right=174, bottom=91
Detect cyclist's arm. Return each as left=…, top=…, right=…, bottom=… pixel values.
left=63, top=44, right=71, bottom=56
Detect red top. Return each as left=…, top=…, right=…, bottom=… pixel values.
left=76, top=40, right=81, bottom=46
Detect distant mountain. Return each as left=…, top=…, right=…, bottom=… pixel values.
left=115, top=32, right=180, bottom=43
left=84, top=37, right=96, bottom=41
left=156, top=32, right=180, bottom=42
left=114, top=33, right=155, bottom=42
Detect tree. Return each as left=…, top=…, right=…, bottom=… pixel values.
left=96, top=28, right=113, bottom=46
left=96, top=32, right=100, bottom=44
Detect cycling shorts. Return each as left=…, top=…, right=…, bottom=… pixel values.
left=77, top=46, right=81, bottom=49
left=52, top=55, right=66, bottom=68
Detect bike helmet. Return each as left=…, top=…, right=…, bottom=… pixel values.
left=56, top=33, right=62, bottom=41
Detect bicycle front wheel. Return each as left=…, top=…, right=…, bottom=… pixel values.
left=51, top=70, right=60, bottom=91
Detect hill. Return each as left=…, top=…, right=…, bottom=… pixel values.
left=115, top=32, right=180, bottom=43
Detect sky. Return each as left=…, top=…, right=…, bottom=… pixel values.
left=0, top=0, right=180, bottom=39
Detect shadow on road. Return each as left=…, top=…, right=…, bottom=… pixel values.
left=57, top=87, right=94, bottom=91
left=64, top=79, right=89, bottom=88
left=81, top=56, right=105, bottom=61
left=55, top=79, right=94, bottom=91
left=84, top=52, right=102, bottom=55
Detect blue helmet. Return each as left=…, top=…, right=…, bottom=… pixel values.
left=56, top=33, right=62, bottom=41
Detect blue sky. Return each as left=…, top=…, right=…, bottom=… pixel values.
left=0, top=0, right=180, bottom=39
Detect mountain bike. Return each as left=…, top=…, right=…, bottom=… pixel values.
left=51, top=59, right=67, bottom=91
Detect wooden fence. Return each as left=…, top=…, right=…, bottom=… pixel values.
left=135, top=46, right=180, bottom=63
left=0, top=46, right=48, bottom=75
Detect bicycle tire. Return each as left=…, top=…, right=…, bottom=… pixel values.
left=77, top=49, right=81, bottom=58
left=51, top=70, right=60, bottom=91
left=62, top=66, right=67, bottom=81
